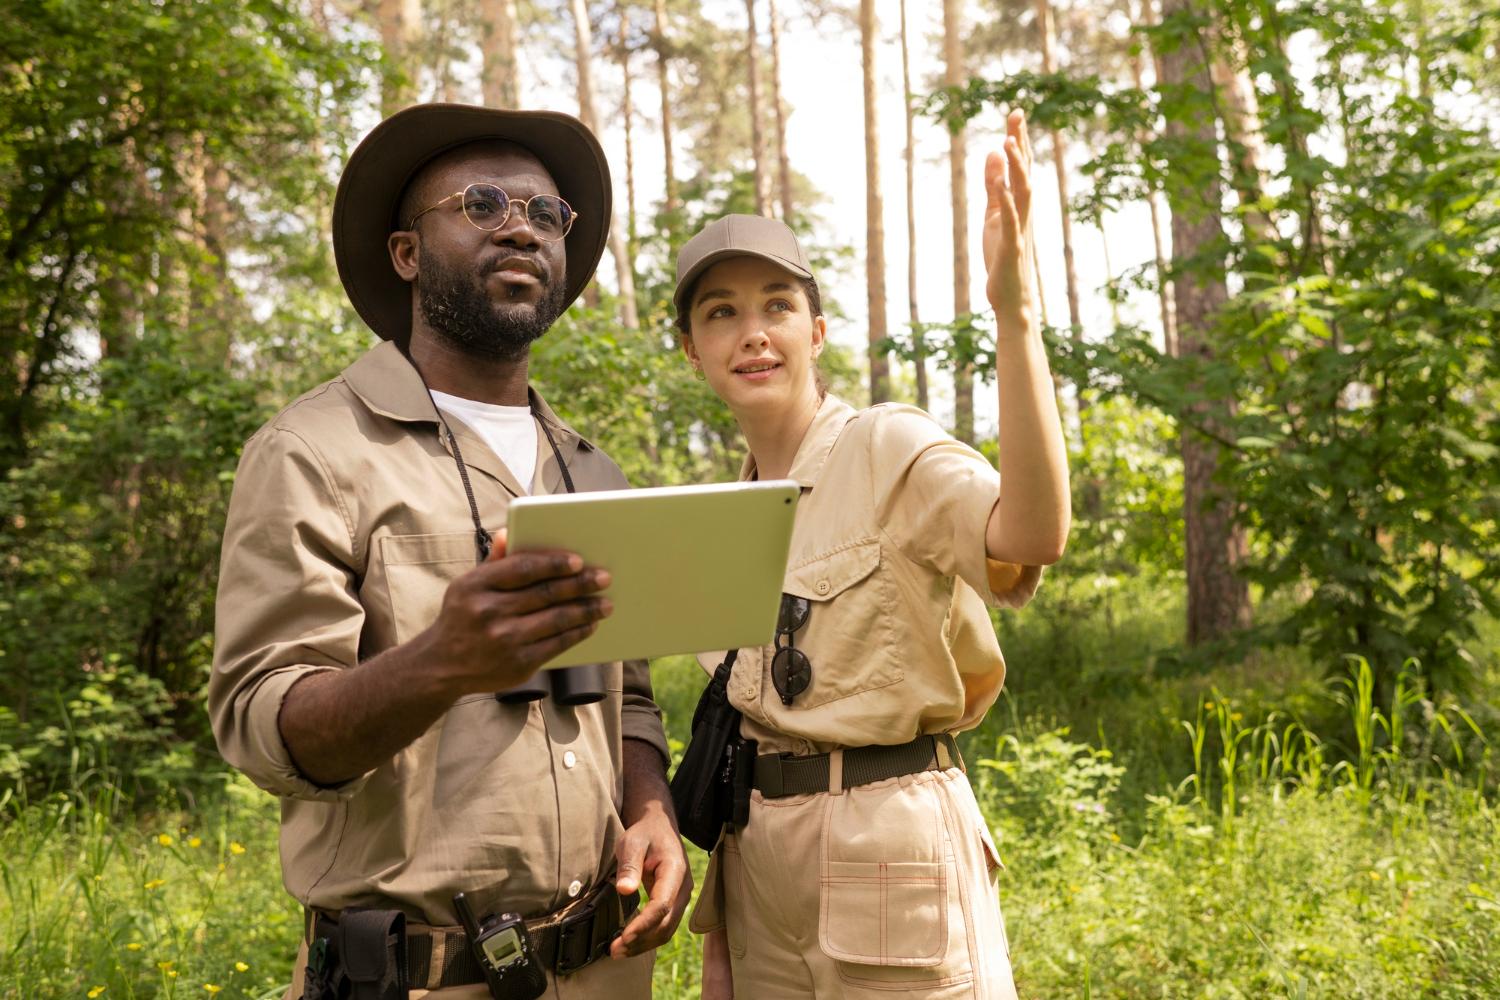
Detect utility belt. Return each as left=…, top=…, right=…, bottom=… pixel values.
left=752, top=732, right=964, bottom=799
left=301, top=875, right=637, bottom=999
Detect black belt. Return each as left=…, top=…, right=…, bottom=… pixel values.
left=752, top=732, right=964, bottom=798
left=306, top=881, right=637, bottom=990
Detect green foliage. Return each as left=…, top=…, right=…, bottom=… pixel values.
left=929, top=0, right=1500, bottom=692
left=0, top=343, right=272, bottom=797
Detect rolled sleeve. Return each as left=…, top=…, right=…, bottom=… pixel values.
left=208, top=425, right=373, bottom=801
left=620, top=658, right=670, bottom=765
left=870, top=407, right=1043, bottom=609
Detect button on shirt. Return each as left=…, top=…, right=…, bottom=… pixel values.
left=208, top=341, right=668, bottom=924
left=700, top=394, right=1042, bottom=754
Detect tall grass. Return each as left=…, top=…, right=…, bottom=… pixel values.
left=4, top=637, right=1496, bottom=997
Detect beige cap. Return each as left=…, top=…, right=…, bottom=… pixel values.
left=673, top=214, right=814, bottom=319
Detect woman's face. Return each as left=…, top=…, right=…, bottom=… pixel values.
left=680, top=256, right=826, bottom=416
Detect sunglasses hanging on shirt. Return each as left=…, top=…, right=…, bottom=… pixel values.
left=771, top=593, right=812, bottom=706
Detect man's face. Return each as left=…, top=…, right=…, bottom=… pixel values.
left=398, top=142, right=569, bottom=361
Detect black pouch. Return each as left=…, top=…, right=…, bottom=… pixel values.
left=336, top=908, right=409, bottom=1000
left=670, top=651, right=757, bottom=851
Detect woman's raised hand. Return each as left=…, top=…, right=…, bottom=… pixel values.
left=982, top=109, right=1035, bottom=327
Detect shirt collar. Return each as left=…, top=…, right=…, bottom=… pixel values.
left=739, top=393, right=857, bottom=487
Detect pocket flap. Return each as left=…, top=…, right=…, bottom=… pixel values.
left=785, top=539, right=880, bottom=603
left=818, top=860, right=947, bottom=967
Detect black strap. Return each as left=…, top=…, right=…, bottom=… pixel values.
left=432, top=395, right=576, bottom=565
left=753, top=733, right=964, bottom=798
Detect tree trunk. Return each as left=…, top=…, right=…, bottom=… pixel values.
left=481, top=0, right=520, bottom=108
left=767, top=0, right=794, bottom=224
left=745, top=0, right=769, bottom=215
left=569, top=0, right=639, bottom=329
left=859, top=0, right=889, bottom=404
left=1210, top=40, right=1274, bottom=245
left=1034, top=0, right=1082, bottom=344
left=943, top=0, right=972, bottom=442
left=1129, top=6, right=1178, bottom=356
left=899, top=0, right=926, bottom=409
left=370, top=0, right=422, bottom=116
left=653, top=0, right=678, bottom=223
left=1158, top=0, right=1251, bottom=645
left=619, top=8, right=638, bottom=253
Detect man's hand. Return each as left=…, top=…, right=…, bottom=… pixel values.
left=611, top=740, right=691, bottom=958
left=982, top=108, right=1036, bottom=326
left=421, top=528, right=614, bottom=697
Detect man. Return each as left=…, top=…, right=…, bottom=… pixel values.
left=208, top=104, right=688, bottom=998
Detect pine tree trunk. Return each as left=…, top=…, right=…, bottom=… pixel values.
left=899, top=0, right=926, bottom=409
left=1158, top=0, right=1251, bottom=644
left=745, top=0, right=768, bottom=215
left=859, top=0, right=889, bottom=404
left=569, top=0, right=639, bottom=329
left=767, top=0, right=794, bottom=224
left=654, top=0, right=677, bottom=222
left=481, top=0, right=520, bottom=108
left=943, top=0, right=973, bottom=442
left=370, top=0, right=422, bottom=116
left=1034, top=0, right=1082, bottom=344
left=619, top=8, right=638, bottom=253
left=1128, top=7, right=1178, bottom=356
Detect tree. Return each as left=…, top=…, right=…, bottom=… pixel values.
left=943, top=0, right=975, bottom=441
left=767, top=0, right=795, bottom=223
left=568, top=0, right=640, bottom=330
left=652, top=0, right=679, bottom=223
left=859, top=0, right=889, bottom=404
left=744, top=0, right=769, bottom=215
left=899, top=0, right=928, bottom=409
left=482, top=0, right=521, bottom=108
left=369, top=0, right=423, bottom=115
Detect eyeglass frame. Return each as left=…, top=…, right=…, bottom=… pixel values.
left=404, top=183, right=580, bottom=241
left=771, top=593, right=812, bottom=706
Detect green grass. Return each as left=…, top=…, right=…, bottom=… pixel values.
left=4, top=595, right=1498, bottom=998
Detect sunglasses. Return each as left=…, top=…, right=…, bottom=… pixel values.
left=771, top=593, right=812, bottom=706
left=406, top=183, right=578, bottom=241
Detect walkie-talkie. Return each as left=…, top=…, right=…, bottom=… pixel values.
left=453, top=891, right=547, bottom=1000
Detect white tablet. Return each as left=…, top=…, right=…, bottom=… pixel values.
left=506, top=480, right=800, bottom=669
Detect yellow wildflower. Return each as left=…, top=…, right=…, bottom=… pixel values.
left=188, top=837, right=202, bottom=848
left=168, top=972, right=178, bottom=979
left=158, top=961, right=174, bottom=971
left=157, top=833, right=173, bottom=847
left=126, top=943, right=143, bottom=952
left=229, top=842, right=246, bottom=856
left=204, top=986, right=223, bottom=995
left=1369, top=870, right=1382, bottom=881
left=234, top=962, right=249, bottom=973
left=143, top=879, right=166, bottom=891
left=88, top=987, right=106, bottom=998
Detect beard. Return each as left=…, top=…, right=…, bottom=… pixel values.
left=416, top=251, right=568, bottom=361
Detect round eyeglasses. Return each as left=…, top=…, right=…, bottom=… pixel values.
left=406, top=183, right=578, bottom=242
left=771, top=593, right=812, bottom=706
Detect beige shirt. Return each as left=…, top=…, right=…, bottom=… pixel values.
left=208, top=340, right=668, bottom=924
left=702, top=394, right=1041, bottom=755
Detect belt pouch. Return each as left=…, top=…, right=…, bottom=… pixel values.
left=336, top=908, right=409, bottom=1000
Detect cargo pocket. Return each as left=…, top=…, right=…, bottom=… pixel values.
left=378, top=532, right=477, bottom=645
left=819, top=860, right=948, bottom=966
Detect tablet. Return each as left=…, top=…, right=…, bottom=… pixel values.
left=506, top=479, right=801, bottom=669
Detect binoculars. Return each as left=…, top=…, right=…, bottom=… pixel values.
left=495, top=663, right=605, bottom=706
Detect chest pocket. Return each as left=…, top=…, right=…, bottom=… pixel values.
left=378, top=531, right=477, bottom=646
left=780, top=538, right=902, bottom=710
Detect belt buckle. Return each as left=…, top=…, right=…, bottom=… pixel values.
left=555, top=904, right=599, bottom=975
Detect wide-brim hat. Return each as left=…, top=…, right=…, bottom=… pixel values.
left=333, top=103, right=611, bottom=343
left=673, top=214, right=815, bottom=319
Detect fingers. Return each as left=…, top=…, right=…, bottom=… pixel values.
left=476, top=548, right=586, bottom=589
left=484, top=527, right=509, bottom=561
left=984, top=149, right=1008, bottom=215
left=612, top=851, right=690, bottom=957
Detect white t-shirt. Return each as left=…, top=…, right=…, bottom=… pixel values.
left=429, top=390, right=537, bottom=494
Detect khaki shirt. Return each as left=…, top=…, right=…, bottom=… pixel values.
left=703, top=394, right=1041, bottom=755
left=208, top=340, right=668, bottom=924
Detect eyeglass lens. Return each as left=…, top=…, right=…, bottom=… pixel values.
left=772, top=594, right=812, bottom=705
left=462, top=184, right=574, bottom=239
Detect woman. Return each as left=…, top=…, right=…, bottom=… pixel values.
left=674, top=111, right=1069, bottom=999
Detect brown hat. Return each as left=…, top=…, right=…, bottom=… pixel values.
left=673, top=214, right=814, bottom=319
left=333, top=103, right=611, bottom=343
